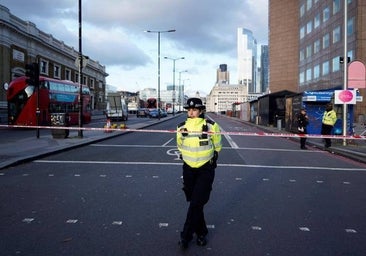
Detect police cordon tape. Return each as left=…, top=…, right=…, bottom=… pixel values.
left=1, top=123, right=366, bottom=140
left=0, top=124, right=365, bottom=140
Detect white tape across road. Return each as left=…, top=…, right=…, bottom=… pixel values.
left=1, top=124, right=366, bottom=140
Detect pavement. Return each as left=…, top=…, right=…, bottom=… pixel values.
left=0, top=113, right=366, bottom=170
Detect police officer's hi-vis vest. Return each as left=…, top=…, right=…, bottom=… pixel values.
left=177, top=117, right=222, bottom=168
left=322, top=110, right=337, bottom=126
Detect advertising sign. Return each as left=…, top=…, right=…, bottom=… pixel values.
left=302, top=90, right=334, bottom=102
left=334, top=90, right=356, bottom=104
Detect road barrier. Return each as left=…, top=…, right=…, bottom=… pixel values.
left=1, top=124, right=366, bottom=140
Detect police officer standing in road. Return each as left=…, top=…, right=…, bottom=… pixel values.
left=297, top=108, right=309, bottom=149
left=321, top=103, right=337, bottom=148
left=176, top=98, right=222, bottom=250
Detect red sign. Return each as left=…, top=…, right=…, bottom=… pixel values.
left=348, top=60, right=366, bottom=88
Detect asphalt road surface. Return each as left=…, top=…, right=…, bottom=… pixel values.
left=1, top=114, right=366, bottom=256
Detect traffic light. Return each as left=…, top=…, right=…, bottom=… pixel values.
left=25, top=62, right=40, bottom=86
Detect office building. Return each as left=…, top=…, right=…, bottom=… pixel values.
left=237, top=28, right=258, bottom=93
left=269, top=0, right=366, bottom=119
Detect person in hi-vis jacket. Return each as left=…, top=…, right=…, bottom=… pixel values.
left=176, top=97, right=222, bottom=250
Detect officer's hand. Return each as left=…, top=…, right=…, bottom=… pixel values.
left=180, top=128, right=188, bottom=137
left=213, top=151, right=219, bottom=161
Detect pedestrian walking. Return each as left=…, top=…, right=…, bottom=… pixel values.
left=176, top=97, right=222, bottom=250
left=297, top=108, right=309, bottom=149
left=321, top=103, right=337, bottom=148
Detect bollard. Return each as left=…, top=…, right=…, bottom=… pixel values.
left=277, top=119, right=282, bottom=130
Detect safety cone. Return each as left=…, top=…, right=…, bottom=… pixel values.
left=104, top=118, right=112, bottom=133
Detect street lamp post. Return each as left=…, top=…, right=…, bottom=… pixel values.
left=181, top=78, right=190, bottom=111
left=342, top=0, right=348, bottom=146
left=145, top=29, right=176, bottom=119
left=78, top=0, right=83, bottom=138
left=164, top=57, right=185, bottom=115
left=178, top=70, right=188, bottom=111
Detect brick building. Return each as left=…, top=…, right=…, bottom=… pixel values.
left=269, top=0, right=366, bottom=121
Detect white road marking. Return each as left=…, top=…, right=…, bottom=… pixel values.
left=66, top=219, right=78, bottom=224
left=345, top=229, right=357, bottom=233
left=91, top=144, right=326, bottom=153
left=162, top=138, right=174, bottom=146
left=251, top=226, right=262, bottom=231
left=299, top=227, right=310, bottom=232
left=22, top=218, right=34, bottom=223
left=17, top=217, right=360, bottom=236
left=33, top=160, right=366, bottom=171
left=158, top=223, right=169, bottom=228
left=219, top=126, right=239, bottom=149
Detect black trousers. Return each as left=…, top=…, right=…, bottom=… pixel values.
left=321, top=124, right=333, bottom=147
left=181, top=161, right=215, bottom=241
left=298, top=129, right=307, bottom=148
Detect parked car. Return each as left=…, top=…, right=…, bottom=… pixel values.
left=136, top=108, right=149, bottom=118
left=149, top=108, right=167, bottom=118
left=161, top=109, right=168, bottom=117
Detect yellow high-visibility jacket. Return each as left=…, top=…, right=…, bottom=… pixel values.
left=177, top=117, right=222, bottom=168
left=322, top=110, right=337, bottom=126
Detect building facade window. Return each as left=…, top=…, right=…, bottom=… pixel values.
left=300, top=49, right=305, bottom=61
left=314, top=13, right=320, bottom=29
left=306, top=21, right=313, bottom=34
left=333, top=0, right=340, bottom=15
left=306, top=68, right=312, bottom=81
left=65, top=69, right=71, bottom=80
left=306, top=45, right=312, bottom=58
left=299, top=71, right=305, bottom=84
left=323, top=33, right=330, bottom=49
left=332, top=26, right=341, bottom=44
left=40, top=59, right=49, bottom=75
left=53, top=64, right=61, bottom=79
left=300, top=26, right=305, bottom=39
left=314, top=65, right=320, bottom=79
left=323, top=7, right=330, bottom=23
left=300, top=4, right=305, bottom=17
left=314, top=39, right=321, bottom=54
left=307, top=0, right=312, bottom=11
left=332, top=56, right=340, bottom=72
left=347, top=17, right=354, bottom=35
left=322, top=61, right=329, bottom=75
left=82, top=75, right=87, bottom=86
left=90, top=78, right=95, bottom=89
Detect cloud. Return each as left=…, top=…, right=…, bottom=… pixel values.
left=1, top=0, right=268, bottom=93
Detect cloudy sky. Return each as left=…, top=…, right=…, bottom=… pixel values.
left=1, top=0, right=268, bottom=96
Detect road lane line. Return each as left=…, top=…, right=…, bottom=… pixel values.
left=33, top=160, right=366, bottom=171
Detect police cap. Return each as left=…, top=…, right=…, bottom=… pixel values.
left=184, top=98, right=204, bottom=109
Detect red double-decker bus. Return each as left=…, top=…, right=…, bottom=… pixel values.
left=146, top=98, right=157, bottom=109
left=7, top=76, right=91, bottom=126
